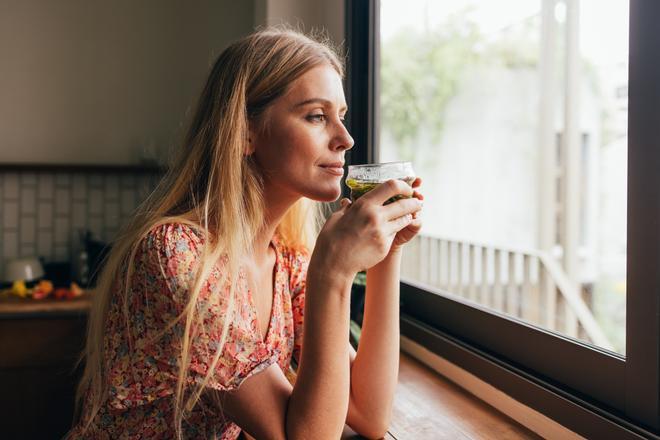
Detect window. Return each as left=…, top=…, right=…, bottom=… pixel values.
left=380, top=0, right=626, bottom=354
left=346, top=0, right=659, bottom=436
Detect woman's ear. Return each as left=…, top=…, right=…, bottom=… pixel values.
left=245, top=126, right=256, bottom=156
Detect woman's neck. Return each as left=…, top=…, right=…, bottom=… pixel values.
left=252, top=182, right=300, bottom=264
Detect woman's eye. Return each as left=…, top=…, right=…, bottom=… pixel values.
left=307, top=114, right=326, bottom=123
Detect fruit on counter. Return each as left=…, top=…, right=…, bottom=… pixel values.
left=1, top=279, right=85, bottom=300
left=53, top=282, right=84, bottom=300
left=11, top=280, right=28, bottom=298
left=31, top=280, right=54, bottom=300
left=53, top=288, right=69, bottom=300
left=69, top=282, right=83, bottom=298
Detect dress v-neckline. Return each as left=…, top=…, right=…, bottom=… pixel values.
left=245, top=236, right=280, bottom=345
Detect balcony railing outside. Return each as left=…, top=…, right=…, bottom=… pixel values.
left=401, top=235, right=613, bottom=350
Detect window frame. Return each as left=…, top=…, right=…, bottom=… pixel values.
left=345, top=0, right=660, bottom=437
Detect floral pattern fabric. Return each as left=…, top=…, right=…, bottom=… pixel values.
left=68, top=223, right=308, bottom=439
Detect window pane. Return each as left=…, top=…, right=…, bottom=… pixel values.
left=380, top=0, right=628, bottom=354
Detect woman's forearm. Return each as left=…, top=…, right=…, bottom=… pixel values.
left=349, top=249, right=402, bottom=434
left=287, top=258, right=354, bottom=439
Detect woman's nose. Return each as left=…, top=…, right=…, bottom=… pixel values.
left=333, top=121, right=354, bottom=151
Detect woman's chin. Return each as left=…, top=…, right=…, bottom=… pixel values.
left=306, top=185, right=342, bottom=203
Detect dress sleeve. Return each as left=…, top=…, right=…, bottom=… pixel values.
left=123, top=223, right=275, bottom=400
left=288, top=247, right=310, bottom=366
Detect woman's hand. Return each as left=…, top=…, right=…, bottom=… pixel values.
left=390, top=177, right=424, bottom=253
left=314, top=179, right=423, bottom=277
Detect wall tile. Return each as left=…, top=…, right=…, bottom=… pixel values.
left=3, top=201, right=18, bottom=228
left=120, top=174, right=135, bottom=188
left=19, top=244, right=37, bottom=258
left=38, top=174, right=54, bottom=200
left=120, top=189, right=136, bottom=215
left=72, top=174, right=87, bottom=200
left=37, top=230, right=53, bottom=259
left=72, top=201, right=87, bottom=230
left=55, top=172, right=71, bottom=186
left=2, top=231, right=18, bottom=259
left=20, top=173, right=37, bottom=186
left=55, top=188, right=70, bottom=215
left=138, top=176, right=153, bottom=201
left=0, top=170, right=159, bottom=266
left=103, top=228, right=119, bottom=243
left=54, top=217, right=70, bottom=245
left=89, top=189, right=103, bottom=215
left=105, top=174, right=119, bottom=200
left=88, top=216, right=103, bottom=241
left=54, top=245, right=69, bottom=262
left=104, top=202, right=120, bottom=230
left=89, top=175, right=103, bottom=187
left=21, top=187, right=36, bottom=214
left=3, top=173, right=19, bottom=199
left=20, top=217, right=36, bottom=244
left=37, top=202, right=53, bottom=229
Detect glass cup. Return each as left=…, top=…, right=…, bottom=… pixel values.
left=345, top=161, right=416, bottom=204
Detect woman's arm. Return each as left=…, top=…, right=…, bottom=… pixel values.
left=346, top=177, right=424, bottom=438
left=217, top=262, right=354, bottom=440
left=286, top=260, right=354, bottom=438
left=345, top=249, right=402, bottom=438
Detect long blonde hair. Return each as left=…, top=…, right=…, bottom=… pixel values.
left=75, top=27, right=344, bottom=438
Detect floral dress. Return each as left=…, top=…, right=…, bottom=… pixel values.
left=68, top=223, right=308, bottom=439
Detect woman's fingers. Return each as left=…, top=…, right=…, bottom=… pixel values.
left=382, top=197, right=422, bottom=221
left=387, top=214, right=423, bottom=238
left=408, top=216, right=422, bottom=231
left=385, top=213, right=415, bottom=235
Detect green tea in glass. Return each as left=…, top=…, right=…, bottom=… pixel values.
left=345, top=161, right=416, bottom=204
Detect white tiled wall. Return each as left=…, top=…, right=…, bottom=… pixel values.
left=0, top=170, right=159, bottom=278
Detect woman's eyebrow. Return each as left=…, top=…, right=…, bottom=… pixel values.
left=293, top=98, right=348, bottom=113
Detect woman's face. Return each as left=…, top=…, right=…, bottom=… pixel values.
left=250, top=64, right=354, bottom=203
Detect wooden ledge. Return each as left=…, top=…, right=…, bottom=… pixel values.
left=342, top=352, right=538, bottom=439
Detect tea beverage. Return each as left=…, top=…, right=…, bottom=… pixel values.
left=345, top=162, right=416, bottom=204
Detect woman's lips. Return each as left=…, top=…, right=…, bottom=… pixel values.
left=319, top=165, right=345, bottom=176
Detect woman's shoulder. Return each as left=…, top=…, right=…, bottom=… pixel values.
left=140, top=221, right=206, bottom=256
left=131, top=221, right=215, bottom=299
left=132, top=221, right=208, bottom=283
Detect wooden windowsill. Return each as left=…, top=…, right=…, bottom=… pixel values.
left=342, top=352, right=539, bottom=439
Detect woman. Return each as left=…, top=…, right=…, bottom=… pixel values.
left=69, top=28, right=423, bottom=439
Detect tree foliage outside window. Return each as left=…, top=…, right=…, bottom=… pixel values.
left=380, top=11, right=540, bottom=161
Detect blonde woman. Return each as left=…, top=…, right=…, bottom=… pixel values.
left=68, top=28, right=423, bottom=440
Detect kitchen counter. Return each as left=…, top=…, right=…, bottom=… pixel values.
left=0, top=293, right=89, bottom=438
left=0, top=292, right=92, bottom=318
